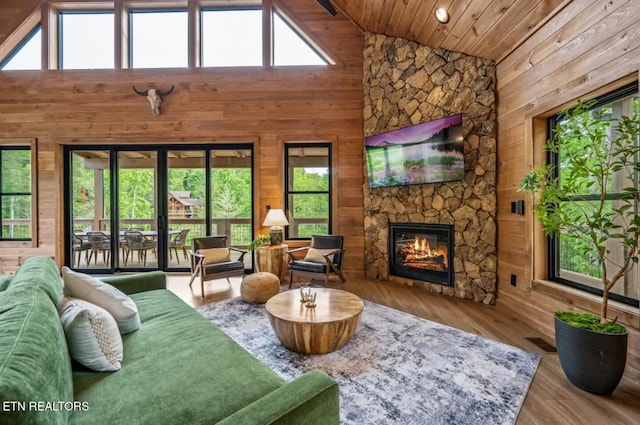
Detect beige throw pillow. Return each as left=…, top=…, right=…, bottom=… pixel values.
left=303, top=248, right=336, bottom=263
left=198, top=248, right=231, bottom=265
left=57, top=297, right=123, bottom=372
left=61, top=267, right=140, bottom=334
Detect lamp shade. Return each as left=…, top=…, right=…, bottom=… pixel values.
left=263, top=209, right=289, bottom=227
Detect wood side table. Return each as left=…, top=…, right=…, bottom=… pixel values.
left=255, top=244, right=288, bottom=282
left=265, top=288, right=364, bottom=354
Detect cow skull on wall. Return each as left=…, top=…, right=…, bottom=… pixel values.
left=132, top=85, right=174, bottom=116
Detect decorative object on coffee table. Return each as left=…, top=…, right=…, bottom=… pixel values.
left=262, top=208, right=289, bottom=245
left=240, top=272, right=280, bottom=304
left=266, top=288, right=363, bottom=354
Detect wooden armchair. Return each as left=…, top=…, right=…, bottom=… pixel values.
left=188, top=235, right=246, bottom=297
left=288, top=235, right=346, bottom=288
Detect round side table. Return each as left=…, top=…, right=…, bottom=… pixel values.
left=255, top=244, right=288, bottom=282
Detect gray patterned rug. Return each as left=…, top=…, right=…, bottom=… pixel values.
left=197, top=297, right=540, bottom=425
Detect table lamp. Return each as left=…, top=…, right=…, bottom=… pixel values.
left=263, top=209, right=289, bottom=245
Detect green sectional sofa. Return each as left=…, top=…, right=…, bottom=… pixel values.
left=0, top=256, right=339, bottom=425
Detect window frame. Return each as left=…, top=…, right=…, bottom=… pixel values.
left=272, top=9, right=329, bottom=66
left=284, top=142, right=332, bottom=240
left=128, top=8, right=189, bottom=69
left=547, top=81, right=639, bottom=308
left=0, top=140, right=37, bottom=244
left=200, top=6, right=263, bottom=67
left=58, top=10, right=115, bottom=70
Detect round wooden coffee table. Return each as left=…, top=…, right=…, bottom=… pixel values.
left=265, top=288, right=364, bottom=354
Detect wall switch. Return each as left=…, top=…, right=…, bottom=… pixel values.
left=510, top=201, right=516, bottom=213
left=510, top=274, right=517, bottom=287
left=516, top=200, right=525, bottom=215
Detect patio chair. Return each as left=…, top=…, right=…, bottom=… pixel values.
left=188, top=235, right=246, bottom=298
left=86, top=231, right=112, bottom=266
left=169, top=229, right=190, bottom=264
left=288, top=234, right=346, bottom=288
left=123, top=230, right=158, bottom=267
left=72, top=233, right=91, bottom=268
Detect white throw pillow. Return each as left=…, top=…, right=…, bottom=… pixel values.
left=304, top=248, right=336, bottom=263
left=198, top=248, right=231, bottom=265
left=57, top=297, right=123, bottom=372
left=61, top=267, right=140, bottom=334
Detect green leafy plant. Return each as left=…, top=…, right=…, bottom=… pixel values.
left=248, top=234, right=271, bottom=252
left=519, top=99, right=640, bottom=326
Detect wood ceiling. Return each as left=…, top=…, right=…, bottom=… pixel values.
left=331, top=0, right=568, bottom=62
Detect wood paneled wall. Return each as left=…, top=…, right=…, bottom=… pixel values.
left=0, top=0, right=365, bottom=275
left=496, top=0, right=640, bottom=380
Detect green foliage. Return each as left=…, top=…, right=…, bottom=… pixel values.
left=247, top=234, right=270, bottom=251
left=555, top=311, right=627, bottom=334
left=519, top=99, right=640, bottom=325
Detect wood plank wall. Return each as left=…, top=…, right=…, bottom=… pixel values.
left=496, top=0, right=640, bottom=380
left=0, top=0, right=365, bottom=275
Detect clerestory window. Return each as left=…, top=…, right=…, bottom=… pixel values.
left=0, top=26, right=41, bottom=70
left=59, top=11, right=114, bottom=69
left=130, top=10, right=188, bottom=68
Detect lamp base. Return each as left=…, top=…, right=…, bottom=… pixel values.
left=269, top=228, right=284, bottom=246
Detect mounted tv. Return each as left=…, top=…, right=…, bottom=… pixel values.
left=365, top=114, right=464, bottom=188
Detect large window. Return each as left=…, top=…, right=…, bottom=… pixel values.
left=130, top=10, right=188, bottom=68
left=285, top=144, right=331, bottom=239
left=548, top=83, right=639, bottom=307
left=0, top=147, right=32, bottom=241
left=59, top=11, right=114, bottom=69
left=0, top=26, right=41, bottom=70
left=201, top=8, right=262, bottom=67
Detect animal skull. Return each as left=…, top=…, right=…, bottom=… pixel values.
left=132, top=85, right=174, bottom=116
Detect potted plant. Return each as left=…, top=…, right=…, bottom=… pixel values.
left=519, top=99, right=640, bottom=395
left=248, top=234, right=271, bottom=252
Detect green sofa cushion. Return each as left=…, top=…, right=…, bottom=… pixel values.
left=0, top=258, right=73, bottom=425
left=71, top=290, right=287, bottom=425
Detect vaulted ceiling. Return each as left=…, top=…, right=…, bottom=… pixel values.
left=331, top=0, right=567, bottom=62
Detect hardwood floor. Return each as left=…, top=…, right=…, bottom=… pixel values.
left=167, top=273, right=640, bottom=425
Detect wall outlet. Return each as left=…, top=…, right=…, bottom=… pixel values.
left=510, top=274, right=517, bottom=287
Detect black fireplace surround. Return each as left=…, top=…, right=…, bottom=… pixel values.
left=389, top=222, right=455, bottom=286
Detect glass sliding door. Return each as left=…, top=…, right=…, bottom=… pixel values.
left=68, top=150, right=112, bottom=271
left=167, top=150, right=206, bottom=268
left=65, top=144, right=254, bottom=273
left=210, top=148, right=253, bottom=268
left=118, top=151, right=158, bottom=270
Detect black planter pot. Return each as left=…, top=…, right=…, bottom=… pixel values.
left=554, top=316, right=628, bottom=395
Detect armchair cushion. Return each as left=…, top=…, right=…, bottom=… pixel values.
left=304, top=248, right=336, bottom=263
left=289, top=260, right=327, bottom=274
left=199, top=248, right=231, bottom=265
left=203, top=261, right=245, bottom=275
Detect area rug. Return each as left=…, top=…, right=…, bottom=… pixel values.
left=197, top=297, right=540, bottom=425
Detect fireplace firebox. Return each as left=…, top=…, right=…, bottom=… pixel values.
left=389, top=222, right=454, bottom=286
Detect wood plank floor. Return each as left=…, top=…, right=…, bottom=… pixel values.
left=167, top=274, right=640, bottom=425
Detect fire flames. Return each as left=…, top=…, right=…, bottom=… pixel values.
left=399, top=236, right=448, bottom=271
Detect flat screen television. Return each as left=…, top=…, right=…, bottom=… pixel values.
left=365, top=114, right=464, bottom=188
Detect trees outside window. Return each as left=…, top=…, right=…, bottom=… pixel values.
left=285, top=144, right=331, bottom=239
left=1, top=147, right=32, bottom=240
left=548, top=83, right=639, bottom=307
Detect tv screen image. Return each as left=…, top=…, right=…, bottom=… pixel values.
left=365, top=114, right=464, bottom=188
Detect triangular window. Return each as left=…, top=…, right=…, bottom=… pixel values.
left=1, top=26, right=41, bottom=70
left=273, top=12, right=328, bottom=66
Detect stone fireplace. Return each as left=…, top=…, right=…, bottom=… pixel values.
left=389, top=223, right=454, bottom=286
left=362, top=33, right=497, bottom=304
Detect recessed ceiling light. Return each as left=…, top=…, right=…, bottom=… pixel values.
left=435, top=7, right=450, bottom=24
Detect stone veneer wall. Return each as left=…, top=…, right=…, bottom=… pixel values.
left=363, top=32, right=498, bottom=304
